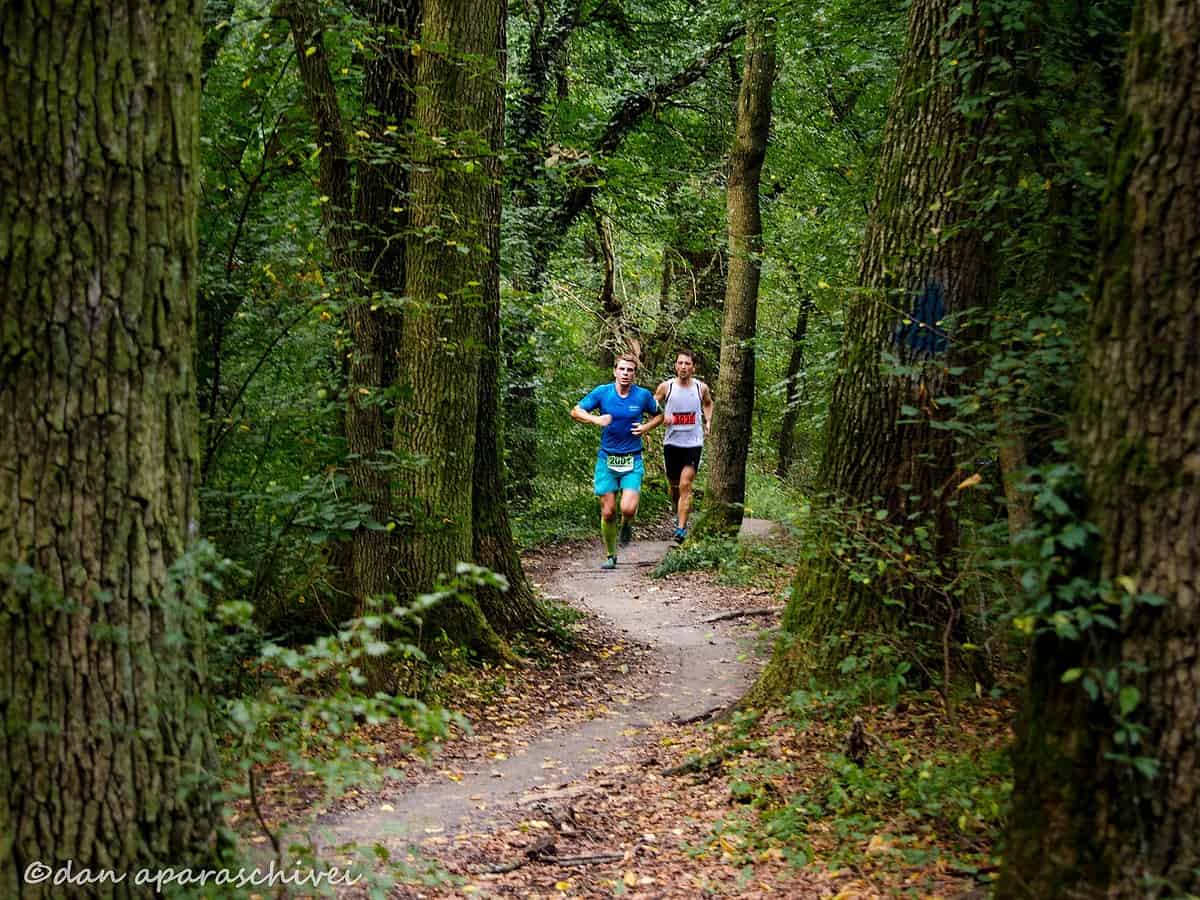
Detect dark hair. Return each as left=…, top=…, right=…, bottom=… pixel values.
left=674, top=349, right=695, bottom=363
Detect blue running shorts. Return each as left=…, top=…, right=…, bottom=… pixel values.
left=593, top=453, right=645, bottom=495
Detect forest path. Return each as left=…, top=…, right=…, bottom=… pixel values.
left=314, top=519, right=776, bottom=855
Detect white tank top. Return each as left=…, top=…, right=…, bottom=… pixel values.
left=664, top=379, right=704, bottom=448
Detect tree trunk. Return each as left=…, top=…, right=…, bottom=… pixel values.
left=776, top=294, right=813, bottom=478
left=995, top=406, right=1033, bottom=542
left=593, top=214, right=623, bottom=367
left=471, top=7, right=544, bottom=638
left=0, top=1, right=219, bottom=889
left=503, top=0, right=582, bottom=503
left=393, top=0, right=509, bottom=657
left=1000, top=2, right=1200, bottom=894
left=346, top=0, right=416, bottom=604
left=752, top=0, right=1010, bottom=692
left=704, top=5, right=777, bottom=532
left=285, top=0, right=405, bottom=608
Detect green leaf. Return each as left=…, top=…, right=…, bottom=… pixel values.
left=1061, top=667, right=1083, bottom=683
left=1133, top=756, right=1159, bottom=779
left=1118, top=686, right=1141, bottom=717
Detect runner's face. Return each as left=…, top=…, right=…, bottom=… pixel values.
left=614, top=361, right=636, bottom=387
left=674, top=355, right=694, bottom=379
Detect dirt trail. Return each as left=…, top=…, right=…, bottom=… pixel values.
left=314, top=520, right=776, bottom=854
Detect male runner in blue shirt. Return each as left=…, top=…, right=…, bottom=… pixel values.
left=570, top=354, right=660, bottom=569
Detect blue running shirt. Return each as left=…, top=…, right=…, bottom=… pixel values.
left=578, top=383, right=658, bottom=455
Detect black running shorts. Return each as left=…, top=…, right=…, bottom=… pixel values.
left=664, top=443, right=703, bottom=482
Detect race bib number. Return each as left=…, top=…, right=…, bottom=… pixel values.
left=672, top=412, right=697, bottom=425
left=606, top=453, right=634, bottom=473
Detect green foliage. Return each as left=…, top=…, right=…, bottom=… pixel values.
left=214, top=569, right=507, bottom=793
left=698, top=688, right=1010, bottom=878
left=1002, top=454, right=1163, bottom=777
left=651, top=529, right=790, bottom=588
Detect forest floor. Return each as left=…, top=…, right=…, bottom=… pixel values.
left=239, top=519, right=1009, bottom=898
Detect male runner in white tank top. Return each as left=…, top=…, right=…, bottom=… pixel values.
left=650, top=350, right=714, bottom=542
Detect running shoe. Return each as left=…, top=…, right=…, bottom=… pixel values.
left=673, top=527, right=687, bottom=543
left=600, top=555, right=618, bottom=570
left=619, top=522, right=633, bottom=547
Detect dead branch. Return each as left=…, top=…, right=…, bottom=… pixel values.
left=701, top=607, right=781, bottom=623
left=548, top=852, right=624, bottom=866
left=669, top=705, right=726, bottom=726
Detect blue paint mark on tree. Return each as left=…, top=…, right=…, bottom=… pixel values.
left=893, top=279, right=948, bottom=356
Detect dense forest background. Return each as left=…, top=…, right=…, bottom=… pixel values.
left=2, top=0, right=1197, bottom=896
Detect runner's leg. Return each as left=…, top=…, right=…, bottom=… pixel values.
left=677, top=464, right=697, bottom=529
left=619, top=489, right=640, bottom=526
left=618, top=458, right=644, bottom=544
left=664, top=446, right=681, bottom=522
left=600, top=492, right=619, bottom=556
left=594, top=456, right=620, bottom=562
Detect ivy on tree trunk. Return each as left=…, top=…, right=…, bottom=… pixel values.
left=1000, top=0, right=1200, bottom=893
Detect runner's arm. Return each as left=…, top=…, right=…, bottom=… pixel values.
left=571, top=404, right=611, bottom=427
left=701, top=382, right=714, bottom=436
left=632, top=412, right=662, bottom=436
left=633, top=383, right=667, bottom=435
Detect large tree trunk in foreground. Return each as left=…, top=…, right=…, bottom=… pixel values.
left=0, top=1, right=219, bottom=889
left=704, top=5, right=777, bottom=532
left=394, top=0, right=509, bottom=656
left=1000, top=2, right=1200, bottom=894
left=753, top=0, right=1007, bottom=694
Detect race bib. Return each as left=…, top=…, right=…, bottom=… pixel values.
left=672, top=412, right=697, bottom=425
left=606, top=453, right=634, bottom=473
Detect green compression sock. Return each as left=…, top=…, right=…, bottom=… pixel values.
left=601, top=517, right=619, bottom=556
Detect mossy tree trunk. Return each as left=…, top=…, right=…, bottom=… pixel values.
left=347, top=0, right=417, bottom=604
left=704, top=4, right=777, bottom=532
left=1000, top=1, right=1200, bottom=894
left=752, top=0, right=1013, bottom=694
left=0, top=0, right=220, bottom=889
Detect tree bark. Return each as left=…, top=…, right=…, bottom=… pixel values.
left=776, top=294, right=813, bottom=479
left=468, top=4, right=542, bottom=638
left=594, top=214, right=622, bottom=367
left=0, top=1, right=219, bottom=889
left=1000, top=1, right=1200, bottom=894
left=346, top=0, right=419, bottom=603
left=704, top=5, right=777, bottom=532
left=393, top=0, right=510, bottom=656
